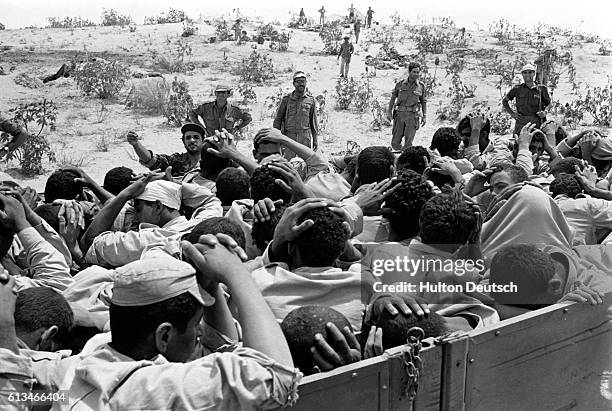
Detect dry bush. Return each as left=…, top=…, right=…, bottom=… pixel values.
left=74, top=59, right=130, bottom=99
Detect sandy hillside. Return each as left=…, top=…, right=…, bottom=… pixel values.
left=0, top=19, right=611, bottom=191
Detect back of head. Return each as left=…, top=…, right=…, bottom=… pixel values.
left=104, top=166, right=134, bottom=196
left=215, top=167, right=250, bottom=206
left=419, top=191, right=480, bottom=247
left=384, top=169, right=434, bottom=240
left=186, top=217, right=246, bottom=249
left=363, top=311, right=447, bottom=350
left=15, top=287, right=74, bottom=345
left=396, top=146, right=430, bottom=174
left=34, top=203, right=62, bottom=232
left=281, top=305, right=351, bottom=375
left=356, top=146, right=394, bottom=185
left=44, top=170, right=82, bottom=203
left=251, top=205, right=287, bottom=252
left=201, top=141, right=231, bottom=176
left=490, top=244, right=556, bottom=305
left=109, top=292, right=200, bottom=350
left=430, top=127, right=461, bottom=158
left=550, top=173, right=582, bottom=198
left=250, top=165, right=291, bottom=203
left=549, top=157, right=583, bottom=179
left=495, top=163, right=529, bottom=184
left=293, top=207, right=349, bottom=267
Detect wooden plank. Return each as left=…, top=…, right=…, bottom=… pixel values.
left=281, top=355, right=390, bottom=411
left=439, top=334, right=469, bottom=411
left=463, top=295, right=612, bottom=411
left=386, top=342, right=443, bottom=411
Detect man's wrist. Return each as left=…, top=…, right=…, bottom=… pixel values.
left=14, top=219, right=31, bottom=232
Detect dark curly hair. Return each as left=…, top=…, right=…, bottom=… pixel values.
left=419, top=191, right=480, bottom=248
left=489, top=164, right=529, bottom=185
left=356, top=146, right=394, bottom=185
left=186, top=217, right=246, bottom=249
left=250, top=165, right=291, bottom=203
left=384, top=169, right=434, bottom=240
left=281, top=305, right=351, bottom=375
left=251, top=205, right=287, bottom=252
left=490, top=244, right=556, bottom=305
left=292, top=207, right=349, bottom=267
left=103, top=167, right=134, bottom=196
left=549, top=157, right=583, bottom=178
left=396, top=146, right=430, bottom=174
left=215, top=167, right=250, bottom=206
left=549, top=173, right=582, bottom=198
left=44, top=170, right=82, bottom=203
left=200, top=141, right=231, bottom=176
left=430, top=127, right=461, bottom=158
left=110, top=292, right=200, bottom=350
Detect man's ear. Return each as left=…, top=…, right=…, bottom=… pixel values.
left=547, top=278, right=563, bottom=293
left=154, top=322, right=174, bottom=355
left=38, top=326, right=59, bottom=351
left=154, top=200, right=164, bottom=214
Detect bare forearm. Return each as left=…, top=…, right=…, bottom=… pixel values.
left=502, top=99, right=514, bottom=116
left=224, top=273, right=293, bottom=366
left=0, top=317, right=18, bottom=353
left=279, top=135, right=315, bottom=160
left=229, top=152, right=259, bottom=175
left=80, top=192, right=129, bottom=252
left=131, top=142, right=152, bottom=163
left=203, top=285, right=239, bottom=341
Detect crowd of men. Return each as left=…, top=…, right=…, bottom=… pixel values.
left=1, top=49, right=611, bottom=409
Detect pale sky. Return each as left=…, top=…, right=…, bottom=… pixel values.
left=0, top=0, right=610, bottom=39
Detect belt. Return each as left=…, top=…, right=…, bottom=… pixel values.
left=396, top=105, right=420, bottom=112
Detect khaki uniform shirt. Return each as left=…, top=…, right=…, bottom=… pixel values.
left=392, top=79, right=427, bottom=108
left=190, top=102, right=252, bottom=136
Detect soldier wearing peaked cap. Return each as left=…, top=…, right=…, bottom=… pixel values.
left=273, top=71, right=319, bottom=160
left=502, top=63, right=551, bottom=136
left=189, top=84, right=252, bottom=137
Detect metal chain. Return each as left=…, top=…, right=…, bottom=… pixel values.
left=403, top=326, right=425, bottom=401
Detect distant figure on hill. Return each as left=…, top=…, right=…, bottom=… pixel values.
left=338, top=34, right=355, bottom=78
left=366, top=7, right=374, bottom=28
left=348, top=4, right=356, bottom=22
left=299, top=8, right=306, bottom=25
left=354, top=19, right=362, bottom=43
left=232, top=19, right=242, bottom=44
left=319, top=6, right=326, bottom=26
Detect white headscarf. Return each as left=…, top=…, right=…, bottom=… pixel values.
left=136, top=180, right=181, bottom=210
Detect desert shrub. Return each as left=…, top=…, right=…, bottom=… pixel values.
left=353, top=77, right=374, bottom=113
left=315, top=91, right=329, bottom=132
left=390, top=12, right=402, bottom=26
left=144, top=8, right=187, bottom=25
left=125, top=78, right=170, bottom=114
left=237, top=82, right=257, bottom=105
left=95, top=135, right=109, bottom=152
left=480, top=56, right=527, bottom=98
left=488, top=110, right=513, bottom=135
left=258, top=23, right=278, bottom=38
left=101, top=8, right=133, bottom=27
left=164, top=77, right=193, bottom=126
left=436, top=74, right=476, bottom=121
left=74, top=59, right=130, bottom=99
left=412, top=27, right=449, bottom=54
left=599, top=40, right=612, bottom=56
left=370, top=99, right=391, bottom=131
left=563, top=80, right=612, bottom=127
left=214, top=19, right=232, bottom=41
left=265, top=87, right=286, bottom=118
left=445, top=56, right=466, bottom=76
left=269, top=31, right=292, bottom=52
left=181, top=19, right=198, bottom=37
left=47, top=16, right=96, bottom=28
left=234, top=50, right=275, bottom=83
left=319, top=21, right=343, bottom=55
left=2, top=100, right=57, bottom=175
left=335, top=78, right=358, bottom=110
left=151, top=37, right=194, bottom=73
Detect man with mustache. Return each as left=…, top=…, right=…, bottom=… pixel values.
left=189, top=84, right=252, bottom=137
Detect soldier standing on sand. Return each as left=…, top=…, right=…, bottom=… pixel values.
left=189, top=84, right=252, bottom=137
left=299, top=8, right=306, bottom=25
left=348, top=4, right=356, bottom=22
left=502, top=63, right=551, bottom=136
left=319, top=6, right=326, bottom=26
left=354, top=19, right=362, bottom=44
left=387, top=62, right=427, bottom=151
left=232, top=19, right=242, bottom=44
left=366, top=7, right=374, bottom=28
left=273, top=71, right=319, bottom=160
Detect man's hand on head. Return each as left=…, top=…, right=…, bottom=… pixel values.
left=0, top=193, right=30, bottom=232
left=310, top=323, right=361, bottom=373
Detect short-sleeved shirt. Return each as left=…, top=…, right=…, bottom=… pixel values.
left=505, top=83, right=550, bottom=117
left=392, top=79, right=427, bottom=107
left=190, top=102, right=252, bottom=137
left=339, top=42, right=354, bottom=60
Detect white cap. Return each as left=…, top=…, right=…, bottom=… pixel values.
left=136, top=180, right=181, bottom=210
left=521, top=63, right=536, bottom=72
